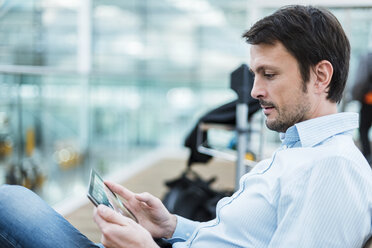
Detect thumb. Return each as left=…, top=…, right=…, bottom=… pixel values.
left=97, top=205, right=129, bottom=226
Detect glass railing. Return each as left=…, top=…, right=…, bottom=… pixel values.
left=0, top=67, right=239, bottom=205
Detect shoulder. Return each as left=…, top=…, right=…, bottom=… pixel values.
left=274, top=135, right=372, bottom=189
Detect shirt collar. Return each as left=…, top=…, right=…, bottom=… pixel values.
left=279, top=126, right=299, bottom=145
left=280, top=112, right=359, bottom=147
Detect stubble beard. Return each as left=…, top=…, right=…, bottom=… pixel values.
left=263, top=91, right=311, bottom=133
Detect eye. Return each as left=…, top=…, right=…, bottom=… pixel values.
left=264, top=73, right=275, bottom=79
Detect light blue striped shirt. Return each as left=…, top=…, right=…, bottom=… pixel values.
left=169, top=112, right=372, bottom=247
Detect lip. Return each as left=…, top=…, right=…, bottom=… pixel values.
left=261, top=105, right=275, bottom=115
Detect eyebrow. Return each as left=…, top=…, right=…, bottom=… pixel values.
left=250, top=65, right=280, bottom=74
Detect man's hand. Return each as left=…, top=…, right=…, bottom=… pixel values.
left=104, top=181, right=177, bottom=239
left=94, top=205, right=159, bottom=248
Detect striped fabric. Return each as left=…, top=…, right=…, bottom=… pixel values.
left=169, top=112, right=372, bottom=248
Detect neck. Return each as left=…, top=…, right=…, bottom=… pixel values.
left=310, top=99, right=338, bottom=119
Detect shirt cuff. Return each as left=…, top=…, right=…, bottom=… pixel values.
left=165, top=215, right=200, bottom=244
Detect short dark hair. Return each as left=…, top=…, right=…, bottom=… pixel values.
left=243, top=5, right=350, bottom=103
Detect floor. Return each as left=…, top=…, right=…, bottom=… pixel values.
left=64, top=156, right=235, bottom=243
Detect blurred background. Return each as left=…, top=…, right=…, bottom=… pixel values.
left=0, top=0, right=371, bottom=207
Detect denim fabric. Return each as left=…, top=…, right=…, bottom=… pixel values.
left=0, top=184, right=102, bottom=248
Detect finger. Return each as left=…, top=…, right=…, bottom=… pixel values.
left=135, top=192, right=160, bottom=208
left=93, top=207, right=109, bottom=230
left=104, top=181, right=135, bottom=200
left=95, top=215, right=118, bottom=248
left=97, top=204, right=130, bottom=226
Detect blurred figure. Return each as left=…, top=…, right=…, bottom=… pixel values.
left=352, top=52, right=372, bottom=165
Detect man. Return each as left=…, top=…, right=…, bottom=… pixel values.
left=0, top=5, right=371, bottom=248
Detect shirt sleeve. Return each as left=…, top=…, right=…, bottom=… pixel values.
left=268, top=156, right=371, bottom=248
left=165, top=215, right=200, bottom=244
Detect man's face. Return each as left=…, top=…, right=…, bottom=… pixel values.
left=250, top=42, right=314, bottom=133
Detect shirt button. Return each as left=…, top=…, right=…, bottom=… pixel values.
left=186, top=233, right=190, bottom=237
left=282, top=145, right=287, bottom=149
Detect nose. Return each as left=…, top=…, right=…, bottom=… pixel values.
left=250, top=77, right=265, bottom=100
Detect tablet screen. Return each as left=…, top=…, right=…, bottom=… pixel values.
left=87, top=169, right=137, bottom=222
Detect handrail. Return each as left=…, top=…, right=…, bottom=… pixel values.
left=0, top=65, right=79, bottom=76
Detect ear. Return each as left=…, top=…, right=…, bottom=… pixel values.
left=313, top=60, right=333, bottom=94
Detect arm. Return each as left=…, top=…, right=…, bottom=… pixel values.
left=166, top=215, right=200, bottom=243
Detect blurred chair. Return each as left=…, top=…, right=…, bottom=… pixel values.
left=364, top=235, right=372, bottom=248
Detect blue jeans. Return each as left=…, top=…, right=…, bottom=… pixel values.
left=0, top=184, right=104, bottom=248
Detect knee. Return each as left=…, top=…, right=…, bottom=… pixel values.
left=0, top=184, right=41, bottom=212
left=0, top=184, right=53, bottom=229
left=0, top=184, right=33, bottom=201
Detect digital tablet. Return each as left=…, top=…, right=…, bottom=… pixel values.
left=87, top=169, right=138, bottom=222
